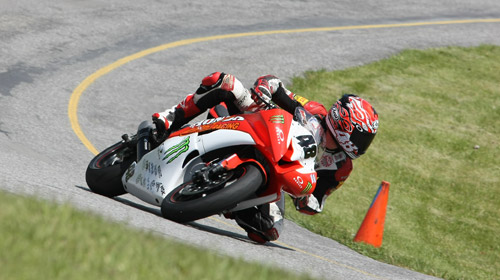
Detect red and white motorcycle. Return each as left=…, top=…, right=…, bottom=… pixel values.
left=86, top=107, right=322, bottom=223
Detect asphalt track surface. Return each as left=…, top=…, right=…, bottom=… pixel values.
left=1, top=1, right=500, bottom=279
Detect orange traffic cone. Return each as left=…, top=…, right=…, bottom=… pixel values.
left=353, top=181, right=390, bottom=247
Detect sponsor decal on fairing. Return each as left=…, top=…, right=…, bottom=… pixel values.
left=163, top=137, right=190, bottom=164
left=269, top=115, right=285, bottom=124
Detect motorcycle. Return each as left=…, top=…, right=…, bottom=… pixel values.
left=85, top=106, right=322, bottom=223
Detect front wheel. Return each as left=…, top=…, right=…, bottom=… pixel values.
left=85, top=141, right=136, bottom=197
left=161, top=163, right=264, bottom=223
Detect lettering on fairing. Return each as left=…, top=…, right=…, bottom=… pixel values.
left=145, top=180, right=165, bottom=195
left=142, top=159, right=162, bottom=177
left=156, top=182, right=165, bottom=195
left=181, top=122, right=241, bottom=135
left=135, top=173, right=146, bottom=188
left=192, top=116, right=244, bottom=127
left=180, top=116, right=243, bottom=135
left=148, top=179, right=156, bottom=191
left=157, top=165, right=162, bottom=178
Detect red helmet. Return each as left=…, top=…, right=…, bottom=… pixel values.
left=326, top=94, right=378, bottom=159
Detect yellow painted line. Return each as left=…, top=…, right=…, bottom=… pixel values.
left=68, top=18, right=500, bottom=154
left=68, top=17, right=500, bottom=278
left=209, top=216, right=388, bottom=279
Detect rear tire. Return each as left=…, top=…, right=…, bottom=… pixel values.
left=85, top=141, right=136, bottom=197
left=161, top=164, right=264, bottom=223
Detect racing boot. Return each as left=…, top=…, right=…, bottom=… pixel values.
left=232, top=199, right=284, bottom=244
left=234, top=206, right=278, bottom=243
left=151, top=92, right=202, bottom=140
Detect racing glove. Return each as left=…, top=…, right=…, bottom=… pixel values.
left=152, top=109, right=174, bottom=141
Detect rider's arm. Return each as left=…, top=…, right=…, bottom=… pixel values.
left=271, top=85, right=303, bottom=115
left=271, top=85, right=325, bottom=117
left=314, top=170, right=345, bottom=201
left=294, top=151, right=352, bottom=215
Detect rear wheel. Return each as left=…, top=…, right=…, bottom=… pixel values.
left=161, top=163, right=264, bottom=223
left=85, top=141, right=136, bottom=197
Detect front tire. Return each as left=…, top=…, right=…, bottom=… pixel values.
left=85, top=141, right=136, bottom=197
left=161, top=164, right=264, bottom=223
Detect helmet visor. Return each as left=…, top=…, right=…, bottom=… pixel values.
left=350, top=128, right=376, bottom=156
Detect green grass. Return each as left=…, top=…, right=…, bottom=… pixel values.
left=286, top=45, right=500, bottom=280
left=0, top=191, right=314, bottom=280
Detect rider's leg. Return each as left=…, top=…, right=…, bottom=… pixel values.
left=233, top=194, right=285, bottom=243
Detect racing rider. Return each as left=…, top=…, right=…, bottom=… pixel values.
left=152, top=72, right=379, bottom=243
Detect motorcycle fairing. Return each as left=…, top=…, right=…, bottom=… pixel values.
left=122, top=108, right=317, bottom=207
left=122, top=130, right=256, bottom=206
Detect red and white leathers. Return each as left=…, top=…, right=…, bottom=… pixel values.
left=153, top=72, right=352, bottom=243
left=152, top=72, right=278, bottom=134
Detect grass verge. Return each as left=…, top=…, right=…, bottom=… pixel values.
left=286, top=45, right=500, bottom=280
left=0, top=191, right=314, bottom=280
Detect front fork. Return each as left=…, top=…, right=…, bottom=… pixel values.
left=132, top=121, right=154, bottom=162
